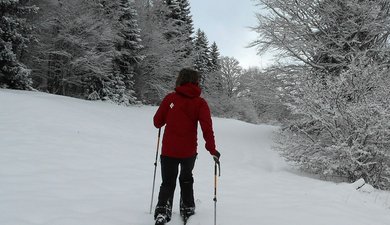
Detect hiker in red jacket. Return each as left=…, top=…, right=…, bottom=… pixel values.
left=153, top=68, right=220, bottom=224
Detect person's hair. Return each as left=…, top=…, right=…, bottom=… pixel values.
left=175, top=68, right=200, bottom=87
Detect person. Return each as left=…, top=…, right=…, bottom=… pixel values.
left=153, top=68, right=220, bottom=224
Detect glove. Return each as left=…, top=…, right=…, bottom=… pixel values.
left=212, top=150, right=221, bottom=164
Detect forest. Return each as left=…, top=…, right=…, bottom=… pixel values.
left=0, top=0, right=287, bottom=124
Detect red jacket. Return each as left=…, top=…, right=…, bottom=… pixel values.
left=153, top=83, right=217, bottom=158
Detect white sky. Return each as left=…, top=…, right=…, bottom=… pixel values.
left=189, top=0, right=274, bottom=69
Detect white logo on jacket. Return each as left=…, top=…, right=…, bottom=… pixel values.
left=170, top=103, right=174, bottom=108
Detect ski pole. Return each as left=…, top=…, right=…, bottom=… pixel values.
left=150, top=128, right=161, bottom=214
left=213, top=160, right=221, bottom=225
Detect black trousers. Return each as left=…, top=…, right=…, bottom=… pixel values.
left=156, top=154, right=197, bottom=211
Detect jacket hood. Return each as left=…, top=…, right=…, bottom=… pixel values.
left=175, top=83, right=201, bottom=98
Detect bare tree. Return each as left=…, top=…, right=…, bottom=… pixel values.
left=219, top=56, right=242, bottom=98
left=251, top=0, right=390, bottom=73
left=239, top=66, right=292, bottom=123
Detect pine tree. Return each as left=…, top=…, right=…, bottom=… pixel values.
left=164, top=0, right=183, bottom=39
left=99, top=0, right=121, bottom=19
left=204, top=41, right=223, bottom=95
left=193, top=29, right=211, bottom=85
left=178, top=0, right=194, bottom=58
left=164, top=0, right=193, bottom=66
left=209, top=42, right=221, bottom=72
left=112, top=0, right=144, bottom=104
left=0, top=0, right=37, bottom=89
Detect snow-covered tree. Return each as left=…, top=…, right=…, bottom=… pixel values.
left=203, top=56, right=260, bottom=123
left=98, top=0, right=121, bottom=19
left=31, top=0, right=116, bottom=99
left=163, top=0, right=193, bottom=66
left=111, top=0, right=144, bottom=105
left=131, top=0, right=198, bottom=104
left=219, top=56, right=242, bottom=98
left=0, top=0, right=37, bottom=89
left=278, top=56, right=390, bottom=188
left=209, top=42, right=221, bottom=72
left=252, top=0, right=390, bottom=73
left=165, top=0, right=181, bottom=25
left=238, top=66, right=292, bottom=123
left=134, top=0, right=181, bottom=103
left=193, top=29, right=211, bottom=85
left=178, top=0, right=193, bottom=32
left=203, top=41, right=223, bottom=95
left=253, top=0, right=390, bottom=189
left=178, top=0, right=194, bottom=58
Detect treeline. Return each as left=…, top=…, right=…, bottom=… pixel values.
left=1, top=0, right=287, bottom=123
left=2, top=0, right=207, bottom=104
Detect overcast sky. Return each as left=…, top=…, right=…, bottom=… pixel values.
left=188, top=0, right=274, bottom=69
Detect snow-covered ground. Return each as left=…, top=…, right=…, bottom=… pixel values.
left=1, top=89, right=390, bottom=225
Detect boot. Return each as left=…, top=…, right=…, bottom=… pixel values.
left=154, top=201, right=172, bottom=223
left=155, top=214, right=168, bottom=225
left=180, top=199, right=195, bottom=220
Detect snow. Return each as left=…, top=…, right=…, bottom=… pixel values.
left=1, top=88, right=390, bottom=225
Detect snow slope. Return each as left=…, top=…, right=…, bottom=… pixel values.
left=1, top=89, right=390, bottom=225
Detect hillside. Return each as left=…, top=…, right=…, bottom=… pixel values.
left=1, top=89, right=389, bottom=225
